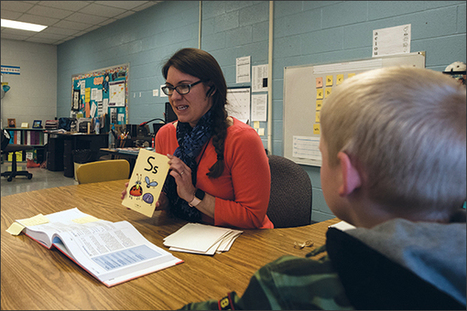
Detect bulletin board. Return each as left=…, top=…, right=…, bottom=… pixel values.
left=71, top=63, right=129, bottom=130
left=283, top=52, right=425, bottom=167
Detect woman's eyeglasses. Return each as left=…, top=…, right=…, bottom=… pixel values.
left=161, top=80, right=202, bottom=96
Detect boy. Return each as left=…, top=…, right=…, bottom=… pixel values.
left=180, top=67, right=466, bottom=310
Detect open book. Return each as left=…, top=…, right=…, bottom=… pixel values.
left=6, top=208, right=183, bottom=287
left=122, top=148, right=170, bottom=217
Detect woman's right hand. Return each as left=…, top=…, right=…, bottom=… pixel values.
left=121, top=182, right=130, bottom=200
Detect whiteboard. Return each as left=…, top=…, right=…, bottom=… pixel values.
left=283, top=52, right=425, bottom=167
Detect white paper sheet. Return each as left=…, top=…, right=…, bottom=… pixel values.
left=226, top=88, right=250, bottom=124
left=109, top=81, right=126, bottom=107
left=252, top=64, right=268, bottom=92
left=251, top=94, right=267, bottom=122
left=373, top=24, right=411, bottom=57
left=293, top=136, right=321, bottom=162
left=236, top=56, right=251, bottom=83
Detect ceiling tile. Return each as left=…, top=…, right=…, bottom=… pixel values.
left=27, top=5, right=74, bottom=19
left=0, top=9, right=23, bottom=20
left=31, top=32, right=65, bottom=39
left=99, top=18, right=117, bottom=26
left=17, top=13, right=60, bottom=26
left=0, top=1, right=161, bottom=45
left=43, top=26, right=80, bottom=36
left=1, top=1, right=34, bottom=13
left=114, top=11, right=135, bottom=20
left=133, top=2, right=160, bottom=12
left=71, top=30, right=88, bottom=38
left=78, top=3, right=126, bottom=18
left=65, top=12, right=109, bottom=24
left=85, top=25, right=101, bottom=32
left=0, top=32, right=31, bottom=40
left=1, top=27, right=35, bottom=37
left=94, top=1, right=149, bottom=10
left=54, top=20, right=93, bottom=31
left=38, top=1, right=91, bottom=11
left=26, top=36, right=59, bottom=44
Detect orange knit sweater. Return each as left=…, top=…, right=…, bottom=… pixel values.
left=155, top=117, right=273, bottom=229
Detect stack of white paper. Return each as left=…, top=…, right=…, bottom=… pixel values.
left=163, top=223, right=243, bottom=255
left=328, top=221, right=356, bottom=231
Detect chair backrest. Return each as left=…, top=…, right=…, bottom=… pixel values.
left=76, top=159, right=130, bottom=184
left=267, top=155, right=313, bottom=228
left=1, top=129, right=10, bottom=151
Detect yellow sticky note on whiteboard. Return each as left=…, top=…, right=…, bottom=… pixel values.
left=348, top=73, right=356, bottom=78
left=315, top=111, right=320, bottom=123
left=326, top=75, right=333, bottom=86
left=325, top=87, right=332, bottom=98
left=316, top=100, right=323, bottom=111
left=316, top=89, right=323, bottom=99
left=313, top=124, right=320, bottom=134
left=316, top=77, right=323, bottom=88
left=336, top=74, right=344, bottom=85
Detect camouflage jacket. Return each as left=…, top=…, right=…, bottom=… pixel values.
left=180, top=217, right=466, bottom=310
left=180, top=245, right=353, bottom=310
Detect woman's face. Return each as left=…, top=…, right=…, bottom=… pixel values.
left=165, top=66, right=212, bottom=128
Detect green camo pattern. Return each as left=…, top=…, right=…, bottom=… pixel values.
left=180, top=245, right=353, bottom=310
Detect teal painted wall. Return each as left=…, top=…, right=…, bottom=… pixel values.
left=56, top=1, right=466, bottom=222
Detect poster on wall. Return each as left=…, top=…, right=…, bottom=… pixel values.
left=71, top=64, right=129, bottom=131
left=109, top=81, right=126, bottom=107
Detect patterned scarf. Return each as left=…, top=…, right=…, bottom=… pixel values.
left=164, top=109, right=214, bottom=221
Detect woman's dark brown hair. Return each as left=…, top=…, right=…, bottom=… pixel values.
left=162, top=48, right=228, bottom=178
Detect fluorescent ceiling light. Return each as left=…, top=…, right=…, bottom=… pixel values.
left=1, top=19, right=47, bottom=32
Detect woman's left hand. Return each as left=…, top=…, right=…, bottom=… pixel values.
left=167, top=154, right=196, bottom=202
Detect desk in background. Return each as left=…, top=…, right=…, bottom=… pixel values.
left=45, top=132, right=108, bottom=176
left=99, top=147, right=141, bottom=174
left=1, top=180, right=338, bottom=310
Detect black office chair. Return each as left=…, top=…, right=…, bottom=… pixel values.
left=267, top=155, right=314, bottom=228
left=1, top=129, right=33, bottom=181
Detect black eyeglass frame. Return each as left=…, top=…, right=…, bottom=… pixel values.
left=161, top=80, right=203, bottom=96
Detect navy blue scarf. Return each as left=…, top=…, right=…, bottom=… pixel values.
left=164, top=109, right=214, bottom=221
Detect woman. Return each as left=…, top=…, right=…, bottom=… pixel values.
left=124, top=48, right=273, bottom=229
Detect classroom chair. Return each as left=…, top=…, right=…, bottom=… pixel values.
left=75, top=159, right=130, bottom=184
left=1, top=129, right=33, bottom=181
left=266, top=155, right=313, bottom=228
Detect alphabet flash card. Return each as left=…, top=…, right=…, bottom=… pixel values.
left=122, top=149, right=170, bottom=217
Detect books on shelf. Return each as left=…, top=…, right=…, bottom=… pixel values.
left=6, top=208, right=183, bottom=287
left=164, top=223, right=243, bottom=255
left=6, top=129, right=44, bottom=146
left=122, top=148, right=170, bottom=217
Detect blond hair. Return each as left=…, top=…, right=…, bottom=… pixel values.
left=320, top=66, right=466, bottom=212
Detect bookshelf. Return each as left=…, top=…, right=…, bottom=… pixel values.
left=4, top=128, right=47, bottom=163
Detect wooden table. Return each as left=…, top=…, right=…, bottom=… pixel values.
left=1, top=180, right=339, bottom=310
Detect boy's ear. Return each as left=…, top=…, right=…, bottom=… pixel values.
left=337, top=151, right=362, bottom=197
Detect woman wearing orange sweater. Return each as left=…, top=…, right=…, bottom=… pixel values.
left=142, top=48, right=272, bottom=229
